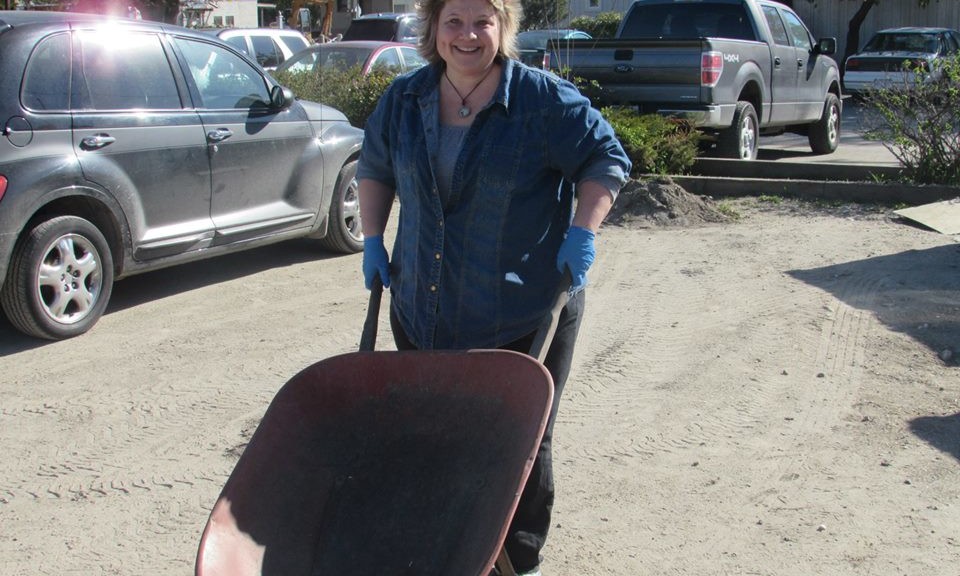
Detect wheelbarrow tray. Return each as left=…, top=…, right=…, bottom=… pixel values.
left=196, top=348, right=554, bottom=576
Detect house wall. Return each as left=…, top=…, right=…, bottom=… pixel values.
left=566, top=0, right=960, bottom=59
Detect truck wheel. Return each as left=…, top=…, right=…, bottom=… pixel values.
left=318, top=159, right=363, bottom=254
left=1, top=215, right=114, bottom=340
left=808, top=93, right=841, bottom=154
left=718, top=101, right=759, bottom=160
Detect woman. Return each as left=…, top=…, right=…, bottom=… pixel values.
left=357, top=0, right=631, bottom=573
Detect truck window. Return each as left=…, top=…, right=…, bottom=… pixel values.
left=780, top=10, right=812, bottom=51
left=761, top=5, right=790, bottom=46
left=620, top=3, right=753, bottom=40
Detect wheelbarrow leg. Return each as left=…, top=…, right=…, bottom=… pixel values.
left=495, top=548, right=517, bottom=576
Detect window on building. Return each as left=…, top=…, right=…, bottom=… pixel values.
left=213, top=16, right=222, bottom=27
left=588, top=0, right=600, bottom=9
left=226, top=16, right=235, bottom=26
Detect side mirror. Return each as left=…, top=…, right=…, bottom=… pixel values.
left=814, top=37, right=837, bottom=56
left=270, top=85, right=295, bottom=110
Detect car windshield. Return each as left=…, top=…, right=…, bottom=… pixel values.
left=343, top=20, right=397, bottom=41
left=864, top=32, right=940, bottom=53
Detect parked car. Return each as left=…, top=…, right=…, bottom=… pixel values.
left=0, top=10, right=364, bottom=340
left=843, top=26, right=960, bottom=97
left=276, top=40, right=427, bottom=76
left=205, top=27, right=311, bottom=70
left=342, top=12, right=420, bottom=44
left=516, top=28, right=591, bottom=69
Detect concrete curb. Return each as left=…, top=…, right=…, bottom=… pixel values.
left=676, top=159, right=960, bottom=206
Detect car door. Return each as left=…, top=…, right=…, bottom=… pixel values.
left=780, top=8, right=823, bottom=121
left=760, top=4, right=797, bottom=124
left=70, top=28, right=214, bottom=261
left=171, top=36, right=318, bottom=245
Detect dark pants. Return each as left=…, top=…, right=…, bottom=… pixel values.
left=390, top=290, right=585, bottom=573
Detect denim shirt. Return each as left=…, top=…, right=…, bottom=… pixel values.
left=358, top=59, right=631, bottom=350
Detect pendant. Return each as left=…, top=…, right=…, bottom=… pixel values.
left=458, top=105, right=471, bottom=118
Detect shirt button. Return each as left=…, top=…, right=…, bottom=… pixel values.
left=434, top=253, right=441, bottom=260
left=430, top=285, right=437, bottom=292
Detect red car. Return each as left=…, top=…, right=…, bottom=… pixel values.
left=276, top=40, right=428, bottom=76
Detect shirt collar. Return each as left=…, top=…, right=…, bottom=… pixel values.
left=406, top=58, right=516, bottom=116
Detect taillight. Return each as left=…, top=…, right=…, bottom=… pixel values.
left=542, top=51, right=551, bottom=70
left=845, top=58, right=860, bottom=71
left=701, top=51, right=723, bottom=87
left=0, top=175, right=7, bottom=203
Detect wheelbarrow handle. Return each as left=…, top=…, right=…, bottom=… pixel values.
left=359, top=269, right=572, bottom=358
left=359, top=276, right=384, bottom=352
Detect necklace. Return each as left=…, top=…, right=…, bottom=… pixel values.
left=444, top=66, right=495, bottom=118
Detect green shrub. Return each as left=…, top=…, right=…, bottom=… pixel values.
left=273, top=66, right=397, bottom=128
left=601, top=107, right=699, bottom=175
left=858, top=54, right=960, bottom=186
left=569, top=12, right=623, bottom=38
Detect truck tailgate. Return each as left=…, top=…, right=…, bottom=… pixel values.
left=550, top=38, right=705, bottom=104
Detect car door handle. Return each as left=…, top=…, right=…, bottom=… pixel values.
left=206, top=128, right=233, bottom=143
left=80, top=133, right=116, bottom=150
left=797, top=59, right=804, bottom=69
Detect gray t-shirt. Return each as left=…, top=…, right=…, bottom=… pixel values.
left=436, top=123, right=470, bottom=209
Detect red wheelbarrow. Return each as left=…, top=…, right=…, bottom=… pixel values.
left=195, top=278, right=567, bottom=576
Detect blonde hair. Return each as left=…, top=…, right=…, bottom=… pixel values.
left=416, top=0, right=521, bottom=65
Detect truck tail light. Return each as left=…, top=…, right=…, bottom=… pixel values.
left=701, top=51, right=723, bottom=87
left=0, top=175, right=6, bottom=203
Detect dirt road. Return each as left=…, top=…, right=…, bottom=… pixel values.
left=1, top=196, right=958, bottom=576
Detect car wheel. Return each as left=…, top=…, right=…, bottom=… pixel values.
left=1, top=216, right=114, bottom=340
left=809, top=93, right=841, bottom=154
left=318, top=159, right=363, bottom=254
left=717, top=101, right=759, bottom=160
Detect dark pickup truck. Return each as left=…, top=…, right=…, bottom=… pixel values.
left=551, top=0, right=843, bottom=160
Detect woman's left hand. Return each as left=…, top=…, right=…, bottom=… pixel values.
left=557, top=226, right=595, bottom=292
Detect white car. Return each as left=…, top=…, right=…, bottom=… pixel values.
left=208, top=28, right=311, bottom=70
left=843, top=26, right=960, bottom=97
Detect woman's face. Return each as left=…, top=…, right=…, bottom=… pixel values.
left=436, top=0, right=500, bottom=77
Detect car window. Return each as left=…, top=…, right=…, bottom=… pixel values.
left=76, top=31, right=180, bottom=110
left=780, top=10, right=811, bottom=51
left=281, top=49, right=319, bottom=73
left=250, top=35, right=283, bottom=68
left=400, top=46, right=427, bottom=70
left=22, top=32, right=71, bottom=111
left=224, top=35, right=248, bottom=55
left=397, top=17, right=420, bottom=42
left=944, top=32, right=960, bottom=53
left=175, top=38, right=271, bottom=109
left=278, top=35, right=309, bottom=55
left=761, top=5, right=790, bottom=46
left=370, top=47, right=401, bottom=72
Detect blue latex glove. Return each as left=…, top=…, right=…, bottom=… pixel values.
left=362, top=235, right=390, bottom=290
left=557, top=225, right=595, bottom=292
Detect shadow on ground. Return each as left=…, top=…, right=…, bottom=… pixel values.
left=0, top=238, right=349, bottom=354
left=788, top=243, right=960, bottom=363
left=909, top=412, right=960, bottom=463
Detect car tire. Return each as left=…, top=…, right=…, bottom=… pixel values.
left=1, top=216, right=114, bottom=340
left=808, top=93, right=841, bottom=154
left=318, top=159, right=363, bottom=254
left=717, top=101, right=759, bottom=160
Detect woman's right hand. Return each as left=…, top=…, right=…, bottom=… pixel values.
left=362, top=235, right=391, bottom=290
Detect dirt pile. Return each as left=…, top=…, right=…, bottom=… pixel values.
left=605, top=176, right=733, bottom=228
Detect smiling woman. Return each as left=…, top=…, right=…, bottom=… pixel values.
left=355, top=1, right=632, bottom=574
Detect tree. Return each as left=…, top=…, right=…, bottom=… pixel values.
left=520, top=0, right=568, bottom=30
